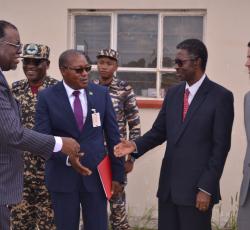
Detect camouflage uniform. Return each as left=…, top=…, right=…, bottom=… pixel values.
left=94, top=76, right=141, bottom=230
left=11, top=76, right=58, bottom=230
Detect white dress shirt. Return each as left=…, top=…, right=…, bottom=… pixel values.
left=63, top=81, right=88, bottom=122
left=63, top=81, right=88, bottom=166
left=185, top=73, right=206, bottom=105
left=54, top=82, right=88, bottom=152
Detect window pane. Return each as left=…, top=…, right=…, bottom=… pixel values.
left=75, top=15, right=111, bottom=64
left=161, top=72, right=181, bottom=97
left=118, top=72, right=157, bottom=97
left=163, top=16, right=203, bottom=68
left=117, top=14, right=158, bottom=68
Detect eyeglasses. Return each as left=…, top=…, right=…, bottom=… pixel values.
left=63, top=65, right=92, bottom=74
left=22, top=58, right=47, bottom=66
left=1, top=40, right=23, bottom=50
left=174, top=58, right=195, bottom=67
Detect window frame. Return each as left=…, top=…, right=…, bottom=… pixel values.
left=69, top=10, right=206, bottom=108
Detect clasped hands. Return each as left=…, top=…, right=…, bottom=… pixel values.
left=61, top=137, right=92, bottom=176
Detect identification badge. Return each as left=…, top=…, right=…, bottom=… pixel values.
left=91, top=109, right=101, bottom=127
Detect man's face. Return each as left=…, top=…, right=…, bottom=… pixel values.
left=97, top=57, right=118, bottom=80
left=175, top=49, right=198, bottom=85
left=22, top=58, right=49, bottom=83
left=245, top=47, right=250, bottom=74
left=0, top=27, right=22, bottom=71
left=61, top=54, right=89, bottom=89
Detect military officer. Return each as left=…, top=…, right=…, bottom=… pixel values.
left=11, top=43, right=58, bottom=230
left=94, top=48, right=141, bottom=230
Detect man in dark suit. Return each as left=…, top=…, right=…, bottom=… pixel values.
left=0, top=20, right=89, bottom=230
left=114, top=39, right=234, bottom=230
left=35, top=49, right=124, bottom=230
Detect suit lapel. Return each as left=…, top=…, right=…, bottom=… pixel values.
left=174, top=77, right=211, bottom=144
left=55, top=82, right=81, bottom=134
left=171, top=83, right=186, bottom=135
left=81, top=85, right=94, bottom=135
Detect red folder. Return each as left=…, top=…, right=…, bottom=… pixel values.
left=97, top=155, right=112, bottom=200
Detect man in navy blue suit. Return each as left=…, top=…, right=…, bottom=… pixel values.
left=114, top=39, right=234, bottom=230
left=35, top=49, right=124, bottom=230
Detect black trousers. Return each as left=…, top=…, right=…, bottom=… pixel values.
left=158, top=198, right=213, bottom=230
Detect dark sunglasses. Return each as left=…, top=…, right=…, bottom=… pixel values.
left=22, top=58, right=47, bottom=66
left=174, top=58, right=195, bottom=67
left=64, top=65, right=92, bottom=74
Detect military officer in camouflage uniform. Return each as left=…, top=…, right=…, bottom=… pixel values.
left=11, top=43, right=58, bottom=230
left=94, top=48, right=141, bottom=230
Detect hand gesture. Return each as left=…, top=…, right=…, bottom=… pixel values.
left=61, top=137, right=80, bottom=156
left=69, top=153, right=92, bottom=176
left=114, top=140, right=136, bottom=157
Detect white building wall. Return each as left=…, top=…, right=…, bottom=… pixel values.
left=1, top=0, right=250, bottom=225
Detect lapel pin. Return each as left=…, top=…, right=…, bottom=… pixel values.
left=89, top=91, right=93, bottom=95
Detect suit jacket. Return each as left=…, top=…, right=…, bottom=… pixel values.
left=239, top=91, right=250, bottom=206
left=35, top=81, right=124, bottom=193
left=134, top=77, right=234, bottom=206
left=0, top=72, right=55, bottom=205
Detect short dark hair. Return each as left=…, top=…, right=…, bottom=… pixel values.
left=177, top=39, right=208, bottom=71
left=0, top=20, right=17, bottom=39
left=59, top=49, right=87, bottom=68
left=248, top=42, right=250, bottom=48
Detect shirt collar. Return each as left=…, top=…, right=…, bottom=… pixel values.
left=63, top=81, right=86, bottom=97
left=185, top=73, right=206, bottom=97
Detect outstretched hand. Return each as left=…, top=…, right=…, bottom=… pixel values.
left=114, top=140, right=136, bottom=157
left=69, top=153, right=92, bottom=176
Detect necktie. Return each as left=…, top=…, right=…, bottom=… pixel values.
left=182, top=88, right=190, bottom=121
left=73, top=90, right=84, bottom=130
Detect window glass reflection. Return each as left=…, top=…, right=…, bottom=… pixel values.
left=117, top=14, right=158, bottom=68
left=163, top=16, right=203, bottom=68
left=161, top=72, right=181, bottom=97
left=118, top=72, right=157, bottom=97
left=75, top=16, right=111, bottom=64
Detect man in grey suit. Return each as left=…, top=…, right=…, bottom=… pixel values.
left=0, top=20, right=91, bottom=230
left=237, top=41, right=250, bottom=230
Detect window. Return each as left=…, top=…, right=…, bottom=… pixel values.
left=70, top=10, right=205, bottom=102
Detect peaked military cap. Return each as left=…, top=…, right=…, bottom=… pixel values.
left=21, top=43, right=50, bottom=59
left=97, top=48, right=119, bottom=61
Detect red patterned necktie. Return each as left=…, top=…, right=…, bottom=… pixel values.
left=73, top=90, right=84, bottom=130
left=182, top=88, right=190, bottom=121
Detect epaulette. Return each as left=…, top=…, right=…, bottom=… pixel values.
left=118, top=79, right=132, bottom=91
left=12, top=79, right=27, bottom=89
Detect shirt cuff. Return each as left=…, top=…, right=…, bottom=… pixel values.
left=198, top=188, right=211, bottom=196
left=131, top=140, right=138, bottom=153
left=66, top=156, right=72, bottom=166
left=53, top=136, right=63, bottom=152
